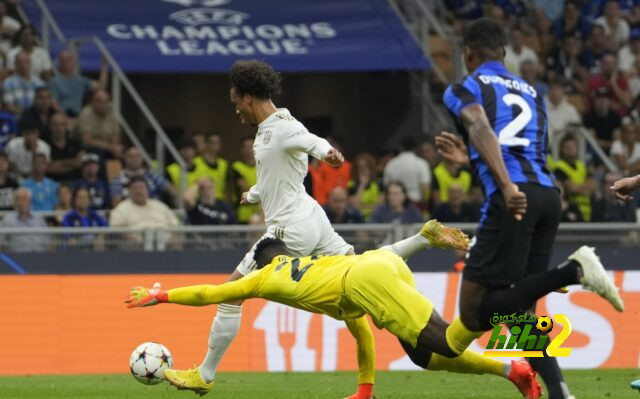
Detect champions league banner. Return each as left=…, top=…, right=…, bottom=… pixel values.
left=22, top=0, right=430, bottom=72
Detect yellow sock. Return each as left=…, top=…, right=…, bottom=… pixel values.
left=427, top=350, right=505, bottom=377
left=445, top=317, right=483, bottom=355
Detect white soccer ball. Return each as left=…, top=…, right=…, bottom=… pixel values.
left=129, top=342, right=173, bottom=385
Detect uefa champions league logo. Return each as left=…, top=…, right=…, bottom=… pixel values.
left=161, top=0, right=248, bottom=25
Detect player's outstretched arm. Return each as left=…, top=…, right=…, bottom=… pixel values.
left=344, top=317, right=375, bottom=399
left=459, top=104, right=527, bottom=221
left=126, top=280, right=257, bottom=308
left=610, top=174, right=640, bottom=202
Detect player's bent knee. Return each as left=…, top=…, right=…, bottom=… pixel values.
left=398, top=339, right=431, bottom=369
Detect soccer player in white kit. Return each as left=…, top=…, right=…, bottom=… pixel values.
left=163, top=60, right=453, bottom=398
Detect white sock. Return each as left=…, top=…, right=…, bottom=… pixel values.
left=380, top=234, right=431, bottom=260
left=198, top=303, right=242, bottom=383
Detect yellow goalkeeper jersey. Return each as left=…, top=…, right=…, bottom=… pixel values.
left=170, top=254, right=365, bottom=321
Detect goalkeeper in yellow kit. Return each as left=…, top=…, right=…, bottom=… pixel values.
left=126, top=224, right=542, bottom=399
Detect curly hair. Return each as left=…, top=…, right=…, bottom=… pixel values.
left=230, top=60, right=282, bottom=100
left=253, top=237, right=289, bottom=268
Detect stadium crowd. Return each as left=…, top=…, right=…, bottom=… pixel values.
left=0, top=0, right=637, bottom=240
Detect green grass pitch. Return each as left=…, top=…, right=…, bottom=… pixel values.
left=0, top=369, right=637, bottom=398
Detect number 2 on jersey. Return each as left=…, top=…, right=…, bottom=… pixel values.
left=498, top=93, right=532, bottom=147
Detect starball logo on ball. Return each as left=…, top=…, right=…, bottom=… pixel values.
left=483, top=314, right=573, bottom=358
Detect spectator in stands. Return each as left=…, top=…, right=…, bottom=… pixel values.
left=629, top=58, right=640, bottom=97
left=191, top=131, right=206, bottom=155
left=546, top=35, right=586, bottom=91
left=6, top=121, right=50, bottom=178
left=418, top=140, right=439, bottom=170
left=3, top=51, right=44, bottom=115
left=20, top=153, right=58, bottom=211
left=578, top=25, right=610, bottom=73
left=61, top=186, right=108, bottom=249
left=618, top=28, right=640, bottom=75
left=74, top=153, right=110, bottom=210
left=370, top=181, right=424, bottom=224
left=166, top=138, right=199, bottom=191
left=0, top=101, right=17, bottom=150
left=184, top=177, right=236, bottom=225
left=583, top=86, right=621, bottom=153
left=109, top=175, right=180, bottom=248
left=19, top=86, right=57, bottom=143
left=0, top=1, right=20, bottom=56
left=111, top=146, right=176, bottom=206
left=431, top=184, right=479, bottom=223
left=76, top=89, right=122, bottom=158
left=347, top=153, right=382, bottom=221
left=545, top=81, right=582, bottom=137
left=323, top=186, right=364, bottom=224
left=0, top=151, right=17, bottom=210
left=308, top=138, right=352, bottom=205
left=431, top=160, right=472, bottom=206
left=230, top=136, right=258, bottom=223
left=383, top=137, right=431, bottom=207
left=6, top=25, right=52, bottom=80
left=520, top=59, right=548, bottom=98
left=375, top=148, right=396, bottom=179
left=53, top=183, right=72, bottom=225
left=504, top=25, right=539, bottom=75
left=559, top=184, right=584, bottom=222
left=610, top=118, right=640, bottom=175
left=193, top=132, right=228, bottom=201
left=49, top=50, right=109, bottom=117
left=62, top=187, right=108, bottom=227
left=595, top=0, right=630, bottom=49
left=587, top=51, right=632, bottom=115
left=592, top=171, right=637, bottom=222
left=533, top=0, right=564, bottom=22
left=553, top=135, right=597, bottom=221
left=46, top=112, right=83, bottom=182
left=551, top=0, right=591, bottom=40
left=1, top=187, right=48, bottom=252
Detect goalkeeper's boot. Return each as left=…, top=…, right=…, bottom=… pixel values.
left=570, top=246, right=624, bottom=312
left=507, top=360, right=542, bottom=399
left=164, top=366, right=214, bottom=396
left=420, top=219, right=470, bottom=251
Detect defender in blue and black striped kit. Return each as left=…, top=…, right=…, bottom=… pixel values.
left=440, top=18, right=574, bottom=399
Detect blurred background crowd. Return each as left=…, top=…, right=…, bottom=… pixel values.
left=0, top=0, right=638, bottom=237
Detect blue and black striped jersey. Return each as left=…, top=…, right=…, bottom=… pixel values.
left=443, top=61, right=554, bottom=200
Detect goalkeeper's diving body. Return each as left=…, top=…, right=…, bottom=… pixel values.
left=126, top=214, right=612, bottom=399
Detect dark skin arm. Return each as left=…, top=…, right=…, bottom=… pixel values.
left=451, top=104, right=527, bottom=220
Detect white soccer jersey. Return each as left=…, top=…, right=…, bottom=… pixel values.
left=247, top=108, right=332, bottom=227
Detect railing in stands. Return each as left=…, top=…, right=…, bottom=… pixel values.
left=0, top=222, right=636, bottom=253
left=20, top=0, right=188, bottom=209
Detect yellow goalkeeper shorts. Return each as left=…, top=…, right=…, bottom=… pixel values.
left=343, top=249, right=434, bottom=347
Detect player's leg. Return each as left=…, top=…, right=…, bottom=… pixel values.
left=346, top=257, right=541, bottom=398
left=165, top=232, right=275, bottom=395
left=515, top=187, right=573, bottom=399
left=379, top=220, right=469, bottom=259
left=402, top=311, right=541, bottom=399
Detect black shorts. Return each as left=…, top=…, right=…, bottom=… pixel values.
left=463, top=183, right=561, bottom=288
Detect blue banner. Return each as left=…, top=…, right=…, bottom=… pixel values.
left=23, top=0, right=429, bottom=72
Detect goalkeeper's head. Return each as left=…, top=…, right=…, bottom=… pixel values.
left=253, top=237, right=290, bottom=269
